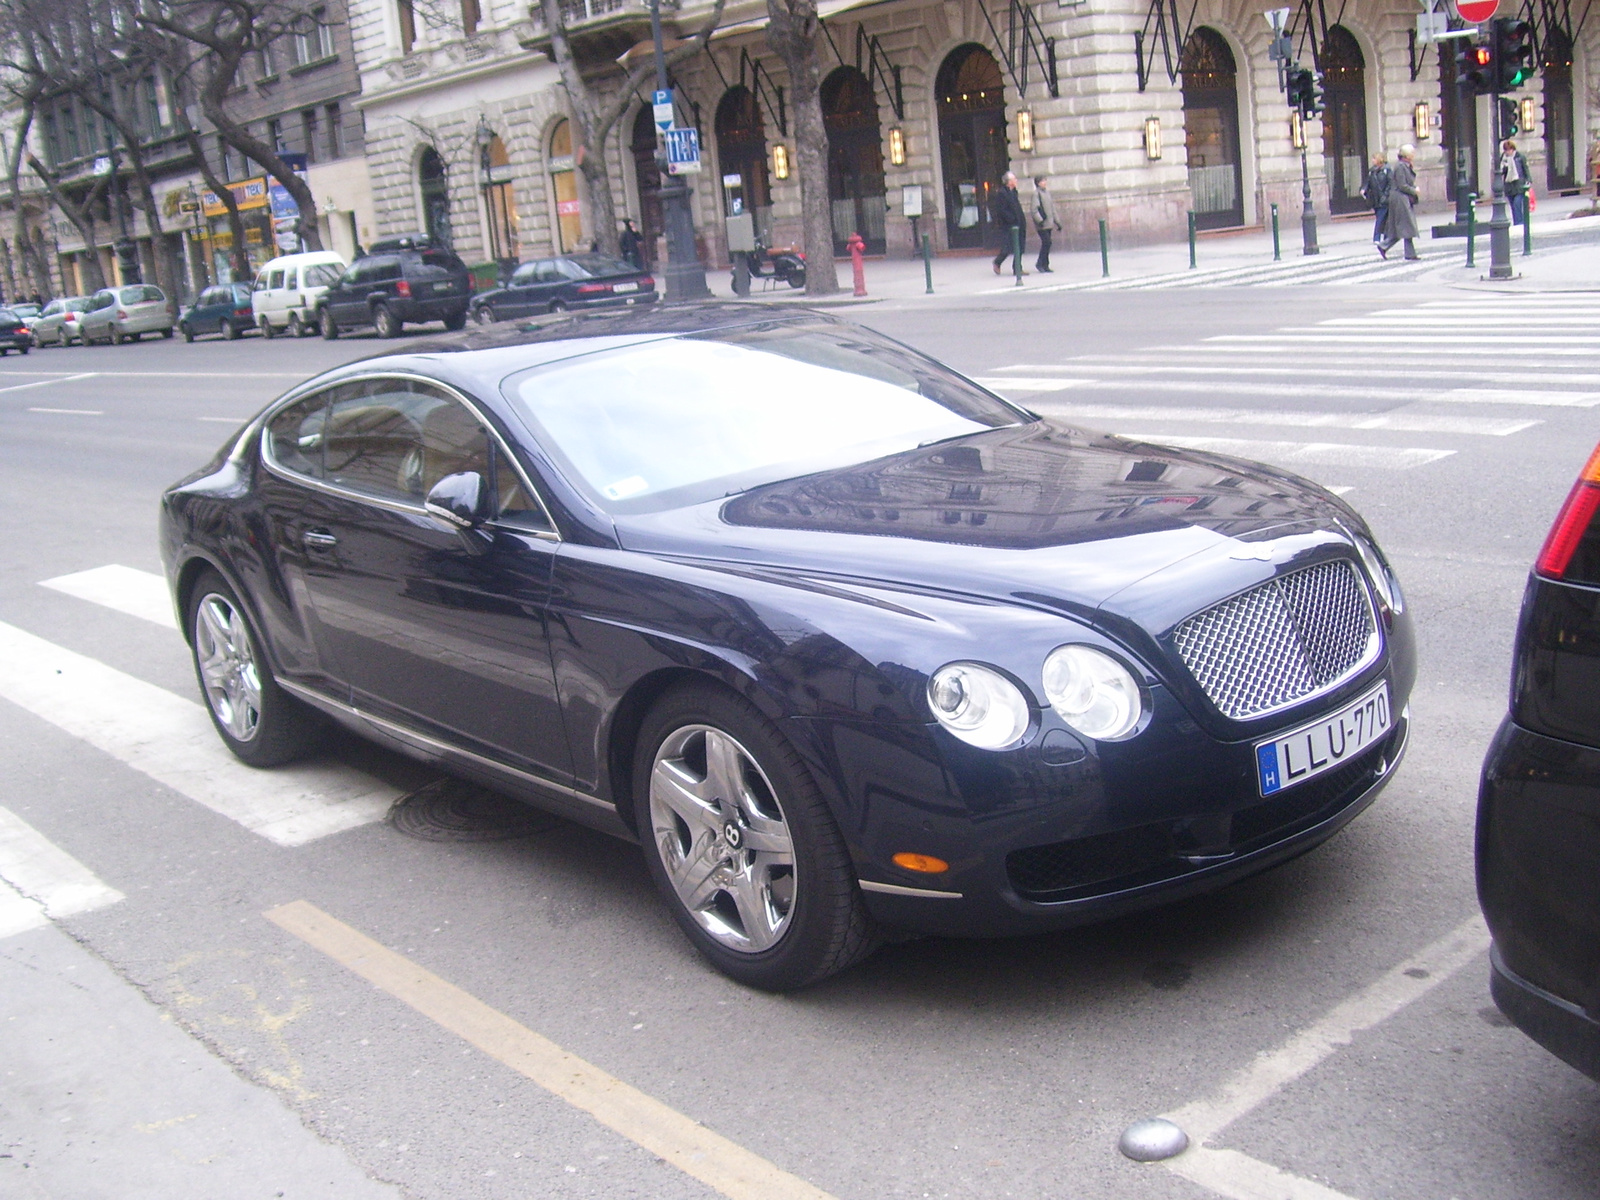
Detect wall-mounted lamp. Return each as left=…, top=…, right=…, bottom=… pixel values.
left=771, top=143, right=789, bottom=180
left=1016, top=109, right=1034, bottom=152
left=1143, top=116, right=1162, bottom=160
left=1520, top=95, right=1536, bottom=133
left=888, top=126, right=906, bottom=166
left=1413, top=101, right=1431, bottom=143
left=1289, top=110, right=1305, bottom=150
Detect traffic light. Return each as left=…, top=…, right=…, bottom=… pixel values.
left=1493, top=18, right=1535, bottom=91
left=1464, top=37, right=1497, bottom=94
left=1498, top=96, right=1520, bottom=136
left=1285, top=67, right=1307, bottom=111
left=1284, top=67, right=1323, bottom=119
left=1305, top=69, right=1326, bottom=116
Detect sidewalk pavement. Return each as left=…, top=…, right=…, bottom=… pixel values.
left=702, top=190, right=1600, bottom=304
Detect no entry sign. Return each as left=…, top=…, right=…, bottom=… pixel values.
left=1455, top=0, right=1498, bottom=23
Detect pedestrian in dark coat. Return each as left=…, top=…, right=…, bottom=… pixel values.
left=1362, top=152, right=1392, bottom=245
left=1499, top=139, right=1531, bottom=226
left=1379, top=145, right=1420, bottom=260
left=619, top=218, right=644, bottom=269
left=991, top=172, right=1027, bottom=275
left=1032, top=175, right=1061, bottom=273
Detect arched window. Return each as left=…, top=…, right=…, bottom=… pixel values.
left=1181, top=28, right=1244, bottom=230
left=419, top=147, right=451, bottom=247
left=548, top=119, right=583, bottom=253
left=479, top=133, right=519, bottom=265
left=1322, top=26, right=1368, bottom=215
left=936, top=44, right=1008, bottom=251
left=822, top=67, right=885, bottom=254
left=1543, top=27, right=1577, bottom=191
left=715, top=86, right=772, bottom=241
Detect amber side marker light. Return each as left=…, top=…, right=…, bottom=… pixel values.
left=892, top=853, right=950, bottom=874
left=1535, top=443, right=1600, bottom=580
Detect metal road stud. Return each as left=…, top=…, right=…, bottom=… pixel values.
left=1118, top=1117, right=1189, bottom=1162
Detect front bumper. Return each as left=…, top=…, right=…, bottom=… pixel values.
left=1491, top=943, right=1600, bottom=1081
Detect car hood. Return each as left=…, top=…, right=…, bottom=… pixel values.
left=611, top=422, right=1366, bottom=635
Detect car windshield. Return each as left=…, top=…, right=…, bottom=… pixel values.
left=0, top=309, right=16, bottom=323
left=64, top=297, right=93, bottom=312
left=121, top=285, right=163, bottom=303
left=567, top=255, right=639, bottom=278
left=12, top=304, right=39, bottom=318
left=504, top=320, right=1027, bottom=513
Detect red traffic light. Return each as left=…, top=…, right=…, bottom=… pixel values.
left=1473, top=46, right=1492, bottom=65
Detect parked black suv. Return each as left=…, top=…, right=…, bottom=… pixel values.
left=319, top=235, right=471, bottom=339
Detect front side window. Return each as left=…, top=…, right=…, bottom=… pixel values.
left=268, top=269, right=286, bottom=290
left=43, top=300, right=62, bottom=316
left=322, top=380, right=493, bottom=505
left=265, top=391, right=330, bottom=479
left=505, top=320, right=1026, bottom=513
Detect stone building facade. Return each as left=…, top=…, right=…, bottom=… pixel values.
left=350, top=0, right=1600, bottom=270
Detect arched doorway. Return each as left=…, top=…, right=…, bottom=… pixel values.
left=630, top=106, right=662, bottom=268
left=822, top=66, right=886, bottom=254
left=480, top=133, right=520, bottom=266
left=1181, top=28, right=1245, bottom=230
left=715, top=86, right=773, bottom=242
left=1322, top=27, right=1368, bottom=215
left=1438, top=44, right=1480, bottom=201
left=419, top=147, right=452, bottom=247
left=936, top=44, right=1009, bottom=251
left=548, top=119, right=583, bottom=253
left=1544, top=28, right=1578, bottom=191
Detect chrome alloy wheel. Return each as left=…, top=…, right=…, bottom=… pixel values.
left=194, top=593, right=263, bottom=743
left=649, top=725, right=796, bottom=953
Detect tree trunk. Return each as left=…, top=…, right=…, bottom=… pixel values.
left=766, top=0, right=838, bottom=295
left=543, top=0, right=619, bottom=257
left=4, top=98, right=53, bottom=300
left=202, top=97, right=325, bottom=253
left=181, top=123, right=250, bottom=281
left=28, top=158, right=108, bottom=292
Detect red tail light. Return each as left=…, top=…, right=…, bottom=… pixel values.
left=395, top=279, right=412, bottom=298
left=642, top=276, right=655, bottom=289
left=576, top=283, right=610, bottom=294
left=1536, top=443, right=1600, bottom=581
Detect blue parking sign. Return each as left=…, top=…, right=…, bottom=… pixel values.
left=663, top=127, right=701, bottom=174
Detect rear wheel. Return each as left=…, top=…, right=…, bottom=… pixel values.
left=261, top=316, right=277, bottom=339
left=222, top=319, right=240, bottom=341
left=320, top=308, right=339, bottom=340
left=287, top=312, right=305, bottom=338
left=186, top=569, right=325, bottom=767
left=18, top=343, right=27, bottom=355
left=373, top=303, right=401, bottom=339
left=635, top=684, right=879, bottom=991
left=443, top=309, right=467, bottom=331
left=548, top=299, right=568, bottom=314
left=161, top=326, right=173, bottom=339
left=112, top=328, right=125, bottom=345
left=474, top=305, right=497, bottom=326
left=182, top=323, right=195, bottom=343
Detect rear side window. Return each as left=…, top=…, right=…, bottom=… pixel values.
left=265, top=392, right=330, bottom=479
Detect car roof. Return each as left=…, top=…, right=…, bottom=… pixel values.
left=261, top=250, right=344, bottom=267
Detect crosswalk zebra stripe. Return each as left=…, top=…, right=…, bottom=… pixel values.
left=1210, top=334, right=1600, bottom=345
left=40, top=564, right=177, bottom=629
left=1026, top=402, right=1537, bottom=437
left=1118, top=435, right=1455, bottom=471
left=1178, top=342, right=1600, bottom=356
left=0, top=806, right=123, bottom=936
left=971, top=376, right=1093, bottom=392
left=0, top=620, right=398, bottom=847
left=989, top=362, right=1600, bottom=394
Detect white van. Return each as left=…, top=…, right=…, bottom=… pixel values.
left=251, top=250, right=347, bottom=338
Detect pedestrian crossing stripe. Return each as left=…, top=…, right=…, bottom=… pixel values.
left=1117, top=435, right=1454, bottom=471
left=0, top=806, right=124, bottom=938
left=1022, top=401, right=1535, bottom=438
left=41, top=564, right=177, bottom=629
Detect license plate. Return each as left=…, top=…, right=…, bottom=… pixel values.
left=434, top=281, right=454, bottom=292
left=1256, top=682, right=1391, bottom=796
left=613, top=281, right=638, bottom=293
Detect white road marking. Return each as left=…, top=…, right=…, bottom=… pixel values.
left=27, top=407, right=103, bottom=415
left=0, top=373, right=98, bottom=394
left=991, top=362, right=1600, bottom=391
left=1027, top=402, right=1536, bottom=437
left=0, top=369, right=298, bottom=378
left=197, top=416, right=251, bottom=423
left=0, top=881, right=47, bottom=939
left=0, top=620, right=398, bottom=846
left=970, top=376, right=1093, bottom=391
left=0, top=806, right=123, bottom=924
left=40, top=564, right=177, bottom=629
left=1168, top=1146, right=1361, bottom=1200
left=1439, top=388, right=1600, bottom=407
left=1119, top=435, right=1454, bottom=471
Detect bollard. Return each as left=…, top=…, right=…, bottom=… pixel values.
left=1523, top=205, right=1533, bottom=256
left=1271, top=203, right=1281, bottom=262
left=1465, top=198, right=1476, bottom=269
left=847, top=232, right=867, bottom=297
left=921, top=233, right=934, bottom=294
left=1011, top=226, right=1023, bottom=286
left=1187, top=211, right=1197, bottom=269
left=1098, top=218, right=1110, bottom=278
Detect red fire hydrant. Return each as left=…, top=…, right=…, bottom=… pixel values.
left=848, top=232, right=867, bottom=296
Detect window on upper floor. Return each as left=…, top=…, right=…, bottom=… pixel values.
left=325, top=102, right=343, bottom=158
left=290, top=8, right=337, bottom=65
left=42, top=110, right=61, bottom=166
left=301, top=109, right=319, bottom=164
left=397, top=0, right=416, bottom=52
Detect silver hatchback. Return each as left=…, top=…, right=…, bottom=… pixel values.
left=79, top=284, right=176, bottom=345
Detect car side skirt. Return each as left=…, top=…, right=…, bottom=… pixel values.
left=1491, top=943, right=1600, bottom=1082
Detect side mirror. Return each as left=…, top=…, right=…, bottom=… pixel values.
left=424, top=471, right=489, bottom=530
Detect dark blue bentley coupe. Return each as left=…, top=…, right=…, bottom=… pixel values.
left=160, top=305, right=1414, bottom=990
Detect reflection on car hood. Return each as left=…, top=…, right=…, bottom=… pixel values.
left=612, top=422, right=1362, bottom=627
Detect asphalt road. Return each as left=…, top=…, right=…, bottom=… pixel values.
left=0, top=283, right=1594, bottom=1200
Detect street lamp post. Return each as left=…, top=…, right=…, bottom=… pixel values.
left=1299, top=137, right=1319, bottom=256
left=648, top=0, right=710, bottom=302
left=1265, top=10, right=1317, bottom=256
left=1487, top=101, right=1514, bottom=278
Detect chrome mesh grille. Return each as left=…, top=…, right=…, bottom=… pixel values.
left=1172, top=560, right=1379, bottom=720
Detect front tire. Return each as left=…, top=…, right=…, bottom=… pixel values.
left=548, top=299, right=568, bottom=314
left=373, top=303, right=400, bottom=339
left=287, top=312, right=305, bottom=338
left=443, top=309, right=467, bottom=331
left=474, top=305, right=497, bottom=326
left=635, top=684, right=878, bottom=991
left=182, top=323, right=195, bottom=343
left=112, top=328, right=125, bottom=345
left=261, top=316, right=277, bottom=339
left=321, top=308, right=339, bottom=339
left=186, top=570, right=324, bottom=767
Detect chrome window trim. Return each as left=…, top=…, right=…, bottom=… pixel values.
left=257, top=369, right=561, bottom=542
left=276, top=677, right=613, bottom=813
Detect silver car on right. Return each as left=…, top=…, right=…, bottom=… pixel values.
left=78, top=285, right=175, bottom=345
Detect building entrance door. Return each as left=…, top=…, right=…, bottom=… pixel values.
left=1543, top=29, right=1578, bottom=191
left=1181, top=28, right=1245, bottom=230
left=630, top=107, right=663, bottom=268
left=936, top=44, right=1009, bottom=251
left=822, top=67, right=886, bottom=255
left=1322, top=26, right=1368, bottom=215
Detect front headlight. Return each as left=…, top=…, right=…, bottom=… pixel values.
left=927, top=662, right=1031, bottom=750
left=1041, top=645, right=1143, bottom=741
left=1351, top=535, right=1403, bottom=614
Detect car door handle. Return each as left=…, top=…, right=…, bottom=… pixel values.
left=302, top=529, right=338, bottom=548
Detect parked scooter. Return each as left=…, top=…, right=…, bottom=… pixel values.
left=731, top=236, right=806, bottom=295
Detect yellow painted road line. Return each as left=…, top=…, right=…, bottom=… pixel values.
left=266, top=900, right=838, bottom=1200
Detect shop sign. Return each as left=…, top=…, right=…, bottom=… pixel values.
left=202, top=177, right=269, bottom=218
left=556, top=198, right=581, bottom=216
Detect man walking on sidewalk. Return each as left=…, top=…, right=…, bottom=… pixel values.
left=1033, top=176, right=1061, bottom=273
left=992, top=172, right=1027, bottom=275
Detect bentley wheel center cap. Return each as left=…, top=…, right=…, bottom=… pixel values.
left=723, top=822, right=743, bottom=849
